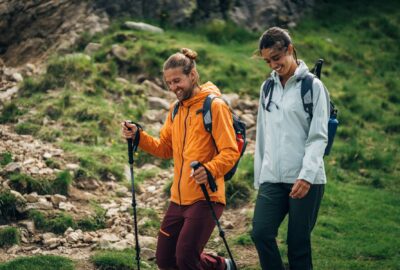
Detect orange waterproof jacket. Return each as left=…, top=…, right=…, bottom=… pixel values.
left=138, top=82, right=240, bottom=205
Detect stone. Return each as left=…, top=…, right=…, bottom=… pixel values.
left=51, top=194, right=67, bottom=206
left=124, top=21, right=164, bottom=33
left=3, top=162, right=21, bottom=173
left=24, top=192, right=39, bottom=203
left=18, top=220, right=35, bottom=234
left=111, top=44, right=129, bottom=61
left=147, top=96, right=170, bottom=111
left=59, top=202, right=75, bottom=211
left=84, top=42, right=102, bottom=55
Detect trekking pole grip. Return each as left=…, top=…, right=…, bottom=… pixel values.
left=125, top=122, right=135, bottom=165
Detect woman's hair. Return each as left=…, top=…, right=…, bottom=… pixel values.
left=258, top=27, right=298, bottom=63
left=163, top=48, right=198, bottom=76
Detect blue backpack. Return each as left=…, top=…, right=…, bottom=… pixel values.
left=262, top=59, right=338, bottom=156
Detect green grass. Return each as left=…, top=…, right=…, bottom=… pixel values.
left=0, top=227, right=20, bottom=247
left=2, top=0, right=399, bottom=268
left=0, top=255, right=74, bottom=270
left=0, top=190, right=26, bottom=222
left=91, top=249, right=156, bottom=269
left=0, top=152, right=12, bottom=167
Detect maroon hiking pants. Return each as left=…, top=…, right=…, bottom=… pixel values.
left=156, top=200, right=226, bottom=270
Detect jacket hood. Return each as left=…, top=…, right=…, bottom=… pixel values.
left=271, top=60, right=309, bottom=83
left=181, top=81, right=221, bottom=107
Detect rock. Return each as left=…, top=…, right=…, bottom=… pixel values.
left=111, top=44, right=129, bottom=61
left=124, top=21, right=164, bottom=33
left=27, top=198, right=53, bottom=210
left=51, top=194, right=67, bottom=206
left=18, top=220, right=35, bottom=234
left=7, top=244, right=20, bottom=255
left=100, top=233, right=120, bottom=243
left=10, top=190, right=26, bottom=203
left=141, top=247, right=156, bottom=260
left=84, top=42, right=102, bottom=55
left=138, top=235, right=157, bottom=248
left=43, top=152, right=52, bottom=159
left=110, top=239, right=132, bottom=250
left=66, top=163, right=80, bottom=171
left=59, top=202, right=75, bottom=211
left=24, top=192, right=39, bottom=203
left=43, top=237, right=60, bottom=246
left=3, top=162, right=21, bottom=173
left=66, top=231, right=82, bottom=243
left=142, top=80, right=175, bottom=100
left=116, top=77, right=130, bottom=85
left=142, top=109, right=167, bottom=123
left=106, top=208, right=120, bottom=218
left=42, top=232, right=57, bottom=242
left=11, top=72, right=23, bottom=82
left=147, top=96, right=170, bottom=111
left=222, top=93, right=240, bottom=108
left=0, top=86, right=19, bottom=102
left=240, top=113, right=256, bottom=128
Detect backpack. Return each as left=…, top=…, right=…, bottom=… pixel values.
left=171, top=94, right=247, bottom=181
left=262, top=59, right=338, bottom=156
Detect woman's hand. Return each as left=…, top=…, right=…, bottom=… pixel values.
left=191, top=165, right=208, bottom=185
left=121, top=121, right=138, bottom=140
left=289, top=179, right=311, bottom=199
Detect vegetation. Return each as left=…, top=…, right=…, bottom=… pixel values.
left=0, top=152, right=12, bottom=167
left=91, top=249, right=156, bottom=269
left=0, top=0, right=399, bottom=268
left=0, top=255, right=74, bottom=270
left=0, top=227, right=20, bottom=247
left=8, top=171, right=72, bottom=195
left=0, top=190, right=26, bottom=222
left=29, top=209, right=105, bottom=234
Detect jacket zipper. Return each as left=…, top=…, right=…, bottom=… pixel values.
left=177, top=106, right=190, bottom=206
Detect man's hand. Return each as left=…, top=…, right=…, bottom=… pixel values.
left=289, top=179, right=311, bottom=199
left=121, top=121, right=138, bottom=140
left=191, top=165, right=208, bottom=185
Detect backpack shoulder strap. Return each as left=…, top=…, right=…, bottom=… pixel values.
left=203, top=94, right=217, bottom=133
left=301, top=73, right=315, bottom=119
left=262, top=77, right=274, bottom=110
left=171, top=101, right=180, bottom=121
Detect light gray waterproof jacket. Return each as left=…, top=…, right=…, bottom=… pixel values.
left=254, top=60, right=329, bottom=188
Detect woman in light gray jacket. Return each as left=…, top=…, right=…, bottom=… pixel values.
left=252, top=27, right=329, bottom=270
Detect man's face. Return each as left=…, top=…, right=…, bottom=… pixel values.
left=164, top=68, right=195, bottom=102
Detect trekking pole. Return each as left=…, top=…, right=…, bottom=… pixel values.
left=190, top=161, right=237, bottom=270
left=126, top=122, right=141, bottom=270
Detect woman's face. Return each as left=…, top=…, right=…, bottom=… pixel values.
left=261, top=45, right=294, bottom=77
left=164, top=67, right=196, bottom=102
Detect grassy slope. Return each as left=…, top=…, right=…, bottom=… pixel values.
left=1, top=0, right=399, bottom=269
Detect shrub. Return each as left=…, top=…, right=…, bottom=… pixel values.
left=0, top=152, right=12, bottom=166
left=234, top=232, right=253, bottom=246
left=91, top=250, right=135, bottom=270
left=198, top=19, right=257, bottom=44
left=0, top=191, right=26, bottom=222
left=0, top=103, right=22, bottom=123
left=9, top=173, right=52, bottom=195
left=0, top=255, right=74, bottom=270
left=0, top=226, right=20, bottom=247
left=14, top=122, right=41, bottom=135
left=46, top=213, right=76, bottom=234
left=29, top=210, right=47, bottom=230
left=52, top=171, right=72, bottom=196
left=225, top=179, right=252, bottom=208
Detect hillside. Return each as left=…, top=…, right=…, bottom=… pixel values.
left=0, top=0, right=399, bottom=269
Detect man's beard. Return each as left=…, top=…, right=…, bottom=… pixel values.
left=181, top=81, right=197, bottom=101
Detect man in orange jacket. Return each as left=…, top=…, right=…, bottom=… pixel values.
left=121, top=48, right=240, bottom=270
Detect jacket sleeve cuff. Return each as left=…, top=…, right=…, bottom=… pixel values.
left=298, top=169, right=316, bottom=185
